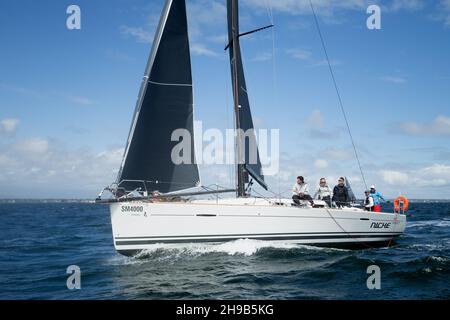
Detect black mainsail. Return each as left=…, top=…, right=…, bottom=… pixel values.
left=227, top=0, right=268, bottom=196
left=117, top=0, right=200, bottom=194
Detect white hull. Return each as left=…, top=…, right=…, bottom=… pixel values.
left=109, top=198, right=406, bottom=256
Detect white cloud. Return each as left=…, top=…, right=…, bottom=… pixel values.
left=0, top=154, right=15, bottom=167
left=422, top=163, right=450, bottom=179
left=429, top=0, right=450, bottom=27
left=241, top=0, right=450, bottom=29
left=120, top=1, right=225, bottom=58
left=188, top=0, right=227, bottom=35
left=381, top=76, right=407, bottom=84
left=187, top=0, right=226, bottom=57
left=381, top=164, right=450, bottom=188
left=191, top=43, right=218, bottom=57
left=106, top=49, right=134, bottom=62
left=119, top=26, right=154, bottom=43
left=312, top=59, right=341, bottom=67
left=249, top=150, right=450, bottom=199
left=387, top=0, right=450, bottom=27
left=389, top=0, right=425, bottom=12
left=0, top=137, right=124, bottom=198
left=0, top=119, right=19, bottom=135
left=440, top=0, right=450, bottom=27
left=286, top=48, right=312, bottom=60
left=397, top=115, right=450, bottom=136
left=309, top=129, right=341, bottom=140
left=286, top=49, right=342, bottom=67
left=243, top=0, right=429, bottom=16
left=242, top=0, right=368, bottom=16
left=251, top=51, right=273, bottom=62
left=207, top=34, right=228, bottom=44
left=314, top=159, right=329, bottom=169
left=1, top=83, right=94, bottom=108
left=68, top=95, right=94, bottom=106
left=4, top=134, right=447, bottom=199
left=119, top=4, right=161, bottom=44
left=323, top=147, right=354, bottom=161
left=14, top=138, right=49, bottom=156
left=381, top=170, right=410, bottom=185
left=0, top=83, right=44, bottom=99
left=305, top=110, right=343, bottom=140
left=307, top=109, right=324, bottom=127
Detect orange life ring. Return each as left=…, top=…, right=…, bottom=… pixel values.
left=394, top=196, right=409, bottom=213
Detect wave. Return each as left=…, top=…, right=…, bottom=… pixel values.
left=406, top=243, right=450, bottom=251
left=113, top=239, right=348, bottom=262
left=407, top=220, right=450, bottom=228
left=428, top=256, right=450, bottom=263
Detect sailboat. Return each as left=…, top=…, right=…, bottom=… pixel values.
left=97, top=0, right=406, bottom=256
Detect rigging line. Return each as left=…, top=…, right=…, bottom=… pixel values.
left=308, top=1, right=384, bottom=251
left=324, top=207, right=377, bottom=250
left=251, top=189, right=275, bottom=204
left=224, top=55, right=233, bottom=189
left=263, top=186, right=292, bottom=200
left=272, top=13, right=281, bottom=201
left=386, top=203, right=400, bottom=248
left=265, top=0, right=274, bottom=25
left=308, top=0, right=368, bottom=191
left=273, top=20, right=281, bottom=200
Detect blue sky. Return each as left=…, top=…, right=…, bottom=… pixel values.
left=1, top=0, right=450, bottom=199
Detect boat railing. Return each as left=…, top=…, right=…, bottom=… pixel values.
left=95, top=182, right=237, bottom=204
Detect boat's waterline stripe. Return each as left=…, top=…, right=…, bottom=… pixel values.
left=115, top=234, right=401, bottom=246
left=115, top=231, right=403, bottom=240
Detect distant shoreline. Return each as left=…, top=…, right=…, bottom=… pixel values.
left=0, top=199, right=97, bottom=204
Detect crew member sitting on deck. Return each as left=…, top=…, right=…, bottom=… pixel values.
left=332, top=177, right=350, bottom=208
left=292, top=176, right=312, bottom=204
left=314, top=178, right=332, bottom=206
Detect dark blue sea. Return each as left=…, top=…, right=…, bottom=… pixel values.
left=0, top=201, right=449, bottom=300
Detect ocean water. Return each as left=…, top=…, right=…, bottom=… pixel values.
left=0, top=201, right=449, bottom=300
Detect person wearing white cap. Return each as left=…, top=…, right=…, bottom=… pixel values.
left=369, top=185, right=386, bottom=212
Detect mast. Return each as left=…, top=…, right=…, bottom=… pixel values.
left=227, top=0, right=268, bottom=197
left=230, top=0, right=246, bottom=197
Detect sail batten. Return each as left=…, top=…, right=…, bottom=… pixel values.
left=117, top=0, right=199, bottom=194
left=148, top=80, right=193, bottom=87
